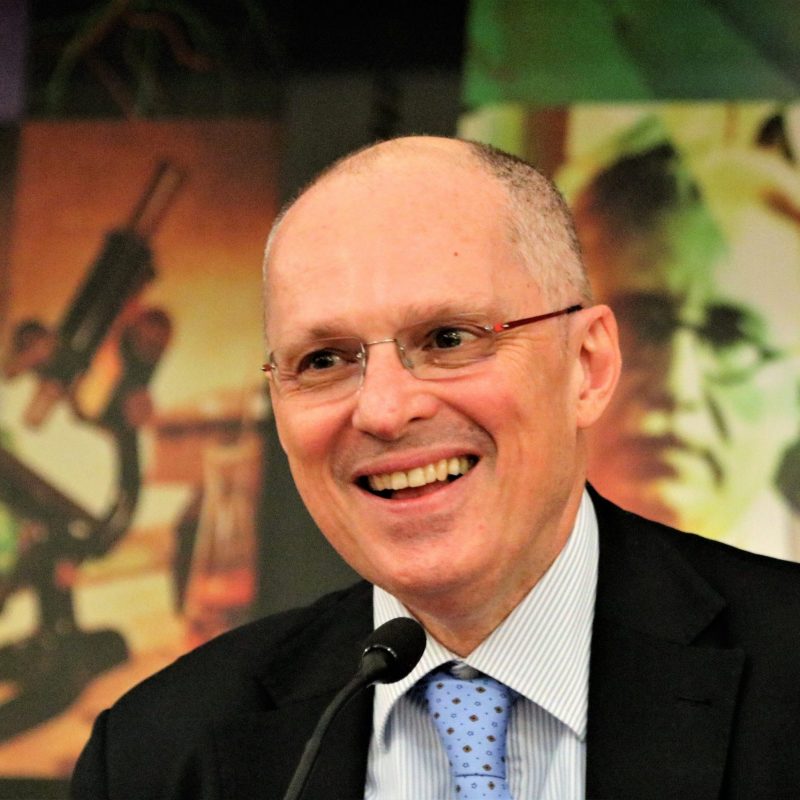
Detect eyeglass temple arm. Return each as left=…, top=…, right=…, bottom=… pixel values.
left=492, top=304, right=583, bottom=333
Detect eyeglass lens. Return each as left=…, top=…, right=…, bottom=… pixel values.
left=613, top=294, right=780, bottom=382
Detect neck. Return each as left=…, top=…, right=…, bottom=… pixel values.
left=410, top=585, right=538, bottom=656
left=404, top=485, right=584, bottom=656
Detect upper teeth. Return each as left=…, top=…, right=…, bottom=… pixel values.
left=367, top=457, right=473, bottom=492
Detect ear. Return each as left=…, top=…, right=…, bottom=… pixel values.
left=573, top=304, right=621, bottom=429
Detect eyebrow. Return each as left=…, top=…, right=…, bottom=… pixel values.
left=396, top=301, right=495, bottom=327
left=283, top=301, right=497, bottom=344
left=611, top=291, right=771, bottom=340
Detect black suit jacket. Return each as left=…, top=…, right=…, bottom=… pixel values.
left=71, top=492, right=800, bottom=799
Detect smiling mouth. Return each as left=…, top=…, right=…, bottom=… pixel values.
left=358, top=456, right=478, bottom=499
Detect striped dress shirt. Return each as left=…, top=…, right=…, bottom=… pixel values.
left=365, top=489, right=598, bottom=799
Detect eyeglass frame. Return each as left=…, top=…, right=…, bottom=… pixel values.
left=261, top=303, right=584, bottom=396
left=612, top=295, right=799, bottom=385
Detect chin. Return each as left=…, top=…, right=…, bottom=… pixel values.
left=374, top=554, right=482, bottom=603
left=617, top=479, right=726, bottom=534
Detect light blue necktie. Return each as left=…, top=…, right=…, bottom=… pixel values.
left=423, top=667, right=517, bottom=799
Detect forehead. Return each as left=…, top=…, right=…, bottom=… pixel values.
left=587, top=203, right=720, bottom=296
left=265, top=153, right=537, bottom=341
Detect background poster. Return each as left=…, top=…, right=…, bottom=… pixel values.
left=0, top=118, right=277, bottom=779
left=0, top=3, right=285, bottom=790
left=460, top=2, right=800, bottom=559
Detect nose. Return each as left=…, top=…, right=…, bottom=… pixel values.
left=663, top=327, right=706, bottom=408
left=364, top=337, right=414, bottom=370
left=636, top=325, right=725, bottom=441
left=351, top=340, right=438, bottom=440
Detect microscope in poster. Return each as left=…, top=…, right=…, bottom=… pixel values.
left=0, top=161, right=184, bottom=739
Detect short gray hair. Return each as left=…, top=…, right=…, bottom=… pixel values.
left=465, top=140, right=592, bottom=304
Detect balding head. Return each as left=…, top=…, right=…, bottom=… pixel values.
left=260, top=134, right=620, bottom=650
left=263, top=136, right=590, bottom=319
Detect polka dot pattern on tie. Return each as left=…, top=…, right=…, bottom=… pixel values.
left=422, top=668, right=517, bottom=799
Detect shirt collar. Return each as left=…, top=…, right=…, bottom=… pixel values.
left=372, top=488, right=598, bottom=747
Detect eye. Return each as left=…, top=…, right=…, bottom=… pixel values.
left=702, top=306, right=760, bottom=351
left=613, top=295, right=675, bottom=344
left=295, top=346, right=358, bottom=374
left=424, top=324, right=484, bottom=351
left=698, top=306, right=777, bottom=377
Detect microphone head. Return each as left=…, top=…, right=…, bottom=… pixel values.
left=359, top=617, right=426, bottom=684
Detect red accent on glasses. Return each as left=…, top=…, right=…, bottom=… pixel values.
left=490, top=304, right=583, bottom=333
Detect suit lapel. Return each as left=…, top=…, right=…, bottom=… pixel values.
left=587, top=494, right=744, bottom=799
left=213, top=691, right=372, bottom=800
left=213, top=583, right=374, bottom=800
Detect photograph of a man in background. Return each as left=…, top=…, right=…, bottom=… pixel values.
left=566, top=108, right=800, bottom=559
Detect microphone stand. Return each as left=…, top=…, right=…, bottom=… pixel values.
left=282, top=619, right=425, bottom=800
left=281, top=669, right=372, bottom=800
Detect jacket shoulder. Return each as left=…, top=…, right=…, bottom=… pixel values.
left=72, top=580, right=372, bottom=798
left=113, top=578, right=372, bottom=716
left=592, top=488, right=800, bottom=632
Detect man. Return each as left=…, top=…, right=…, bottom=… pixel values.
left=573, top=143, right=800, bottom=559
left=72, top=137, right=800, bottom=799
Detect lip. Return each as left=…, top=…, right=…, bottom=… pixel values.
left=615, top=435, right=685, bottom=467
left=616, top=435, right=722, bottom=484
left=351, top=447, right=481, bottom=483
left=354, top=457, right=479, bottom=510
left=621, top=434, right=702, bottom=456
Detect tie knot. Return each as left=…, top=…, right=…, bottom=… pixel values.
left=423, top=668, right=517, bottom=713
left=421, top=668, right=517, bottom=799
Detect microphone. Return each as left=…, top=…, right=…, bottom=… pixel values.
left=282, top=617, right=426, bottom=800
left=358, top=616, right=427, bottom=684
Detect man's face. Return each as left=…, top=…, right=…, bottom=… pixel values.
left=264, top=151, right=592, bottom=619
left=583, top=199, right=800, bottom=537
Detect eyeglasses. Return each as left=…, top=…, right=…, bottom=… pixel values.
left=263, top=304, right=583, bottom=401
left=614, top=294, right=794, bottom=384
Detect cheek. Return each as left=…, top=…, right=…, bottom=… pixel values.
left=273, top=401, right=341, bottom=469
left=487, top=362, right=574, bottom=458
left=466, top=363, right=539, bottom=430
left=274, top=406, right=354, bottom=536
left=715, top=375, right=798, bottom=446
